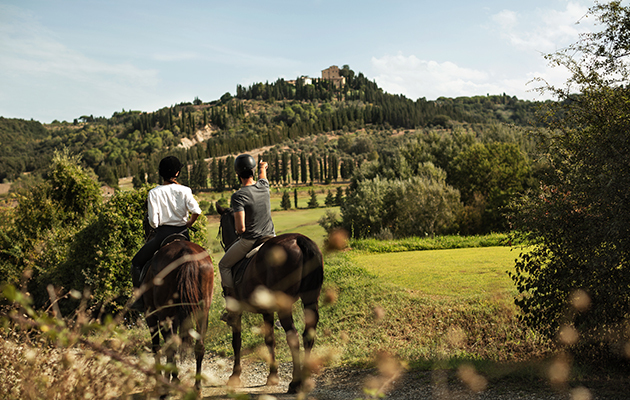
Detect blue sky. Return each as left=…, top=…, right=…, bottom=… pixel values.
left=0, top=0, right=601, bottom=123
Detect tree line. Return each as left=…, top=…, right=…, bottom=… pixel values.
left=0, top=66, right=541, bottom=186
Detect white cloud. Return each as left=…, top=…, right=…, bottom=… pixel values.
left=491, top=2, right=592, bottom=53
left=371, top=53, right=532, bottom=100
left=371, top=3, right=595, bottom=102
left=492, top=10, right=518, bottom=31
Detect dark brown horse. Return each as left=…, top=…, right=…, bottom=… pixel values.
left=138, top=232, right=214, bottom=391
left=216, top=202, right=324, bottom=394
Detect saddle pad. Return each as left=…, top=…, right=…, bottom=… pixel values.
left=245, top=243, right=264, bottom=258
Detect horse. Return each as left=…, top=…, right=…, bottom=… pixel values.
left=137, top=226, right=214, bottom=391
left=216, top=202, right=324, bottom=394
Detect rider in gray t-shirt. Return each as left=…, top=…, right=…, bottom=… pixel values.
left=231, top=179, right=275, bottom=241
left=219, top=154, right=275, bottom=326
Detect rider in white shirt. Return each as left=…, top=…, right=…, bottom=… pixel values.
left=131, top=156, right=202, bottom=310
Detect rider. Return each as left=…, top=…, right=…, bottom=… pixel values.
left=131, top=155, right=202, bottom=310
left=219, top=154, right=275, bottom=325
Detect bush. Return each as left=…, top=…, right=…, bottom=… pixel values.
left=0, top=150, right=103, bottom=307
left=341, top=165, right=462, bottom=239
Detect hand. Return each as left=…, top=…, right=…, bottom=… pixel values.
left=258, top=161, right=268, bottom=180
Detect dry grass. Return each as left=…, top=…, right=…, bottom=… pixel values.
left=0, top=289, right=201, bottom=400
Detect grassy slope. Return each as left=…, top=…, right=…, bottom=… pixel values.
left=203, top=251, right=549, bottom=370
left=200, top=203, right=548, bottom=370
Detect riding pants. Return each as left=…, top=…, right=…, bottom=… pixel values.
left=131, top=225, right=189, bottom=288
left=218, top=237, right=256, bottom=289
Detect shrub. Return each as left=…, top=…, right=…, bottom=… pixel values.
left=341, top=166, right=462, bottom=239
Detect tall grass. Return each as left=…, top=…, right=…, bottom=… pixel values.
left=350, top=233, right=514, bottom=253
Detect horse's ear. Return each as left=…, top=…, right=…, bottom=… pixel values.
left=216, top=202, right=224, bottom=214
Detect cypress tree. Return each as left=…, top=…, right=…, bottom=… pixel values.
left=307, top=189, right=319, bottom=209
left=281, top=191, right=291, bottom=210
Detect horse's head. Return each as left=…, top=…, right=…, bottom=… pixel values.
left=216, top=202, right=238, bottom=251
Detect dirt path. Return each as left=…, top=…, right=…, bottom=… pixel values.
left=172, top=355, right=589, bottom=400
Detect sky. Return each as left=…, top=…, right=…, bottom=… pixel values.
left=0, top=0, right=603, bottom=123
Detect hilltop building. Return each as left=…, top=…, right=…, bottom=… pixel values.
left=321, top=65, right=346, bottom=88
left=286, top=76, right=312, bottom=85
left=286, top=65, right=346, bottom=88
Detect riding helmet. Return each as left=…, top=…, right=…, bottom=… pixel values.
left=158, top=156, right=182, bottom=180
left=234, top=154, right=256, bottom=178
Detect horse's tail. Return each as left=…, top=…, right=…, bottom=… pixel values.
left=176, top=245, right=213, bottom=341
left=296, top=235, right=324, bottom=306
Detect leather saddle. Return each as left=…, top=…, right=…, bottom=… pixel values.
left=232, top=236, right=274, bottom=287
left=139, top=233, right=189, bottom=284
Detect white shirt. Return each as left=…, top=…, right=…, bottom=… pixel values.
left=147, top=184, right=202, bottom=229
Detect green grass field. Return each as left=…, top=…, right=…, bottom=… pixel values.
left=351, top=246, right=521, bottom=300
left=204, top=203, right=335, bottom=256
left=199, top=203, right=543, bottom=367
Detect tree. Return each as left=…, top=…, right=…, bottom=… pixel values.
left=325, top=190, right=335, bottom=207
left=132, top=167, right=147, bottom=189
left=335, top=186, right=344, bottom=206
left=300, top=152, right=308, bottom=183
left=281, top=191, right=291, bottom=210
left=307, top=189, right=319, bottom=209
left=341, top=165, right=461, bottom=239
left=294, top=188, right=299, bottom=209
left=190, top=159, right=208, bottom=190
left=450, top=142, right=531, bottom=233
left=509, top=1, right=630, bottom=355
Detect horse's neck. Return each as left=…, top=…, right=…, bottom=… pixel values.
left=221, top=213, right=239, bottom=248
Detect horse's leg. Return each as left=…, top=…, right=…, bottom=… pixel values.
left=146, top=314, right=162, bottom=365
left=278, top=311, right=302, bottom=394
left=159, top=319, right=178, bottom=384
left=227, top=313, right=243, bottom=387
left=302, top=302, right=320, bottom=384
left=194, top=309, right=208, bottom=391
left=262, top=312, right=279, bottom=385
left=303, top=305, right=320, bottom=356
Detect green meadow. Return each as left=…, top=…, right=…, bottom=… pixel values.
left=199, top=201, right=547, bottom=369
left=350, top=246, right=521, bottom=300
left=201, top=188, right=335, bottom=256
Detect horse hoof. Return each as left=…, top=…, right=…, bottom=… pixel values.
left=227, top=374, right=242, bottom=388
left=266, top=373, right=280, bottom=386
left=287, top=380, right=301, bottom=394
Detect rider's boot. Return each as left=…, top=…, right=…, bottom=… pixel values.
left=130, top=264, right=145, bottom=312
left=220, top=286, right=239, bottom=328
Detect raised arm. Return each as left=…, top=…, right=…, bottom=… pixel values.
left=259, top=160, right=268, bottom=181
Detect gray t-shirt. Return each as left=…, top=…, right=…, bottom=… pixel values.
left=230, top=179, right=275, bottom=240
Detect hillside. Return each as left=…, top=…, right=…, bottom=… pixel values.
left=0, top=66, right=543, bottom=187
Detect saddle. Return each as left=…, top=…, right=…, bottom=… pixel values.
left=232, top=235, right=274, bottom=287
left=139, top=233, right=189, bottom=284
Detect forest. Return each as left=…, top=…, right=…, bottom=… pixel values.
left=0, top=66, right=543, bottom=238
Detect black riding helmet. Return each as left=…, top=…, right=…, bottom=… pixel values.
left=234, top=154, right=256, bottom=179
left=158, top=156, right=182, bottom=181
